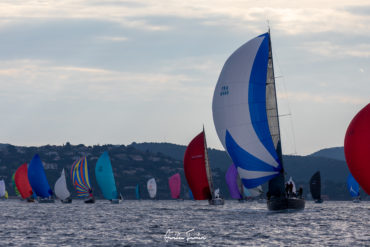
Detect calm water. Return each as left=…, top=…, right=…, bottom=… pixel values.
left=0, top=200, right=368, bottom=246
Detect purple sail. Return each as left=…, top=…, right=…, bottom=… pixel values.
left=225, top=164, right=242, bottom=199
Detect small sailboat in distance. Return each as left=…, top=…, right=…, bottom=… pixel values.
left=15, top=163, right=34, bottom=202
left=12, top=173, right=21, bottom=198
left=347, top=173, right=361, bottom=203
left=54, top=169, right=72, bottom=203
left=225, top=164, right=243, bottom=201
left=212, top=30, right=304, bottom=211
left=135, top=184, right=140, bottom=200
left=0, top=180, right=7, bottom=199
left=71, top=157, right=94, bottom=203
left=28, top=154, right=54, bottom=203
left=184, top=129, right=224, bottom=205
left=95, top=152, right=122, bottom=204
left=147, top=178, right=157, bottom=199
left=310, top=171, right=323, bottom=203
left=168, top=173, right=181, bottom=199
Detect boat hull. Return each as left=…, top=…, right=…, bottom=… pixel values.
left=38, top=198, right=55, bottom=203
left=267, top=197, right=305, bottom=211
left=314, top=199, right=323, bottom=203
left=209, top=198, right=224, bottom=205
left=111, top=199, right=121, bottom=204
left=84, top=197, right=95, bottom=204
left=61, top=198, right=72, bottom=203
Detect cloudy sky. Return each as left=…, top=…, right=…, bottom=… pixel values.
left=0, top=0, right=369, bottom=155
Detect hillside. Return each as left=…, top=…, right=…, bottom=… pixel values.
left=310, top=147, right=345, bottom=161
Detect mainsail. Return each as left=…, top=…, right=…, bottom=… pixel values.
left=14, top=163, right=33, bottom=199
left=95, top=152, right=119, bottom=200
left=212, top=32, right=284, bottom=195
left=71, top=157, right=93, bottom=198
left=183, top=131, right=213, bottom=200
left=225, top=164, right=242, bottom=199
left=0, top=180, right=6, bottom=197
left=54, top=169, right=71, bottom=201
left=168, top=173, right=181, bottom=199
left=347, top=173, right=360, bottom=198
left=147, top=178, right=157, bottom=199
left=309, top=171, right=321, bottom=200
left=27, top=154, right=53, bottom=198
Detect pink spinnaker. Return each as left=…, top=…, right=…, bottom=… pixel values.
left=169, top=173, right=181, bottom=199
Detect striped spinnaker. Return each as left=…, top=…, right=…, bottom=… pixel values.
left=71, top=157, right=92, bottom=197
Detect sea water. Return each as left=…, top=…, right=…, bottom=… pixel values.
left=0, top=200, right=368, bottom=246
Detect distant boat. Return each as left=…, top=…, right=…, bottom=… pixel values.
left=71, top=157, right=94, bottom=203
left=184, top=129, right=224, bottom=205
left=147, top=178, right=157, bottom=199
left=344, top=103, right=370, bottom=195
left=0, top=180, right=7, bottom=199
left=54, top=169, right=72, bottom=203
left=27, top=154, right=54, bottom=203
left=135, top=184, right=140, bottom=200
left=95, top=152, right=122, bottom=204
left=212, top=31, right=304, bottom=211
left=310, top=171, right=323, bottom=203
left=168, top=173, right=181, bottom=199
left=347, top=174, right=360, bottom=203
left=14, top=163, right=34, bottom=202
left=12, top=172, right=21, bottom=198
left=225, top=164, right=243, bottom=200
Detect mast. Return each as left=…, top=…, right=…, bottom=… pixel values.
left=266, top=29, right=286, bottom=197
left=203, top=127, right=215, bottom=199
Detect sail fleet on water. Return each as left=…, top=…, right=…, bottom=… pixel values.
left=2, top=31, right=369, bottom=209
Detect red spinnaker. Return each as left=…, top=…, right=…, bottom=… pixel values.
left=168, top=173, right=181, bottom=199
left=344, top=103, right=370, bottom=195
left=183, top=131, right=211, bottom=200
left=14, top=163, right=34, bottom=199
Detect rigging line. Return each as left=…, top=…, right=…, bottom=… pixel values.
left=272, top=38, right=297, bottom=155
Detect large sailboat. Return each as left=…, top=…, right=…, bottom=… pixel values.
left=212, top=31, right=305, bottom=211
left=183, top=129, right=224, bottom=205
left=27, top=154, right=54, bottom=203
left=71, top=157, right=95, bottom=203
left=54, top=169, right=72, bottom=203
left=95, top=152, right=122, bottom=204
left=14, top=163, right=34, bottom=202
left=309, top=171, right=323, bottom=203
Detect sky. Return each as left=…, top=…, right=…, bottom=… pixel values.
left=0, top=0, right=369, bottom=155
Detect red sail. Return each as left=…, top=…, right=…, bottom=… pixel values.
left=344, top=103, right=370, bottom=195
left=14, top=163, right=34, bottom=199
left=183, top=131, right=212, bottom=200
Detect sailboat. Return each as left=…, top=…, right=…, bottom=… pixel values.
left=147, top=178, right=157, bottom=199
left=71, top=157, right=94, bottom=203
left=54, top=169, right=72, bottom=203
left=12, top=173, right=21, bottom=198
left=27, top=154, right=54, bottom=203
left=135, top=184, right=141, bottom=200
left=183, top=129, right=224, bottom=205
left=168, top=173, right=181, bottom=199
left=225, top=163, right=243, bottom=201
left=188, top=188, right=194, bottom=200
left=344, top=103, right=370, bottom=195
left=212, top=31, right=305, bottom=211
left=310, top=171, right=323, bottom=203
left=95, top=152, right=122, bottom=204
left=347, top=173, right=361, bottom=203
left=14, top=163, right=34, bottom=202
left=0, top=180, right=7, bottom=199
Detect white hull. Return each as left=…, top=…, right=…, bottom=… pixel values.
left=209, top=198, right=224, bottom=205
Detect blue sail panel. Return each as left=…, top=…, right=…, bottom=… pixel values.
left=95, top=152, right=118, bottom=200
left=27, top=154, right=53, bottom=198
left=347, top=174, right=360, bottom=197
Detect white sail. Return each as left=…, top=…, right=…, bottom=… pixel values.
left=212, top=32, right=282, bottom=189
left=0, top=180, right=5, bottom=197
left=287, top=177, right=296, bottom=193
left=54, top=169, right=71, bottom=200
left=249, top=185, right=263, bottom=197
left=147, top=178, right=157, bottom=199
